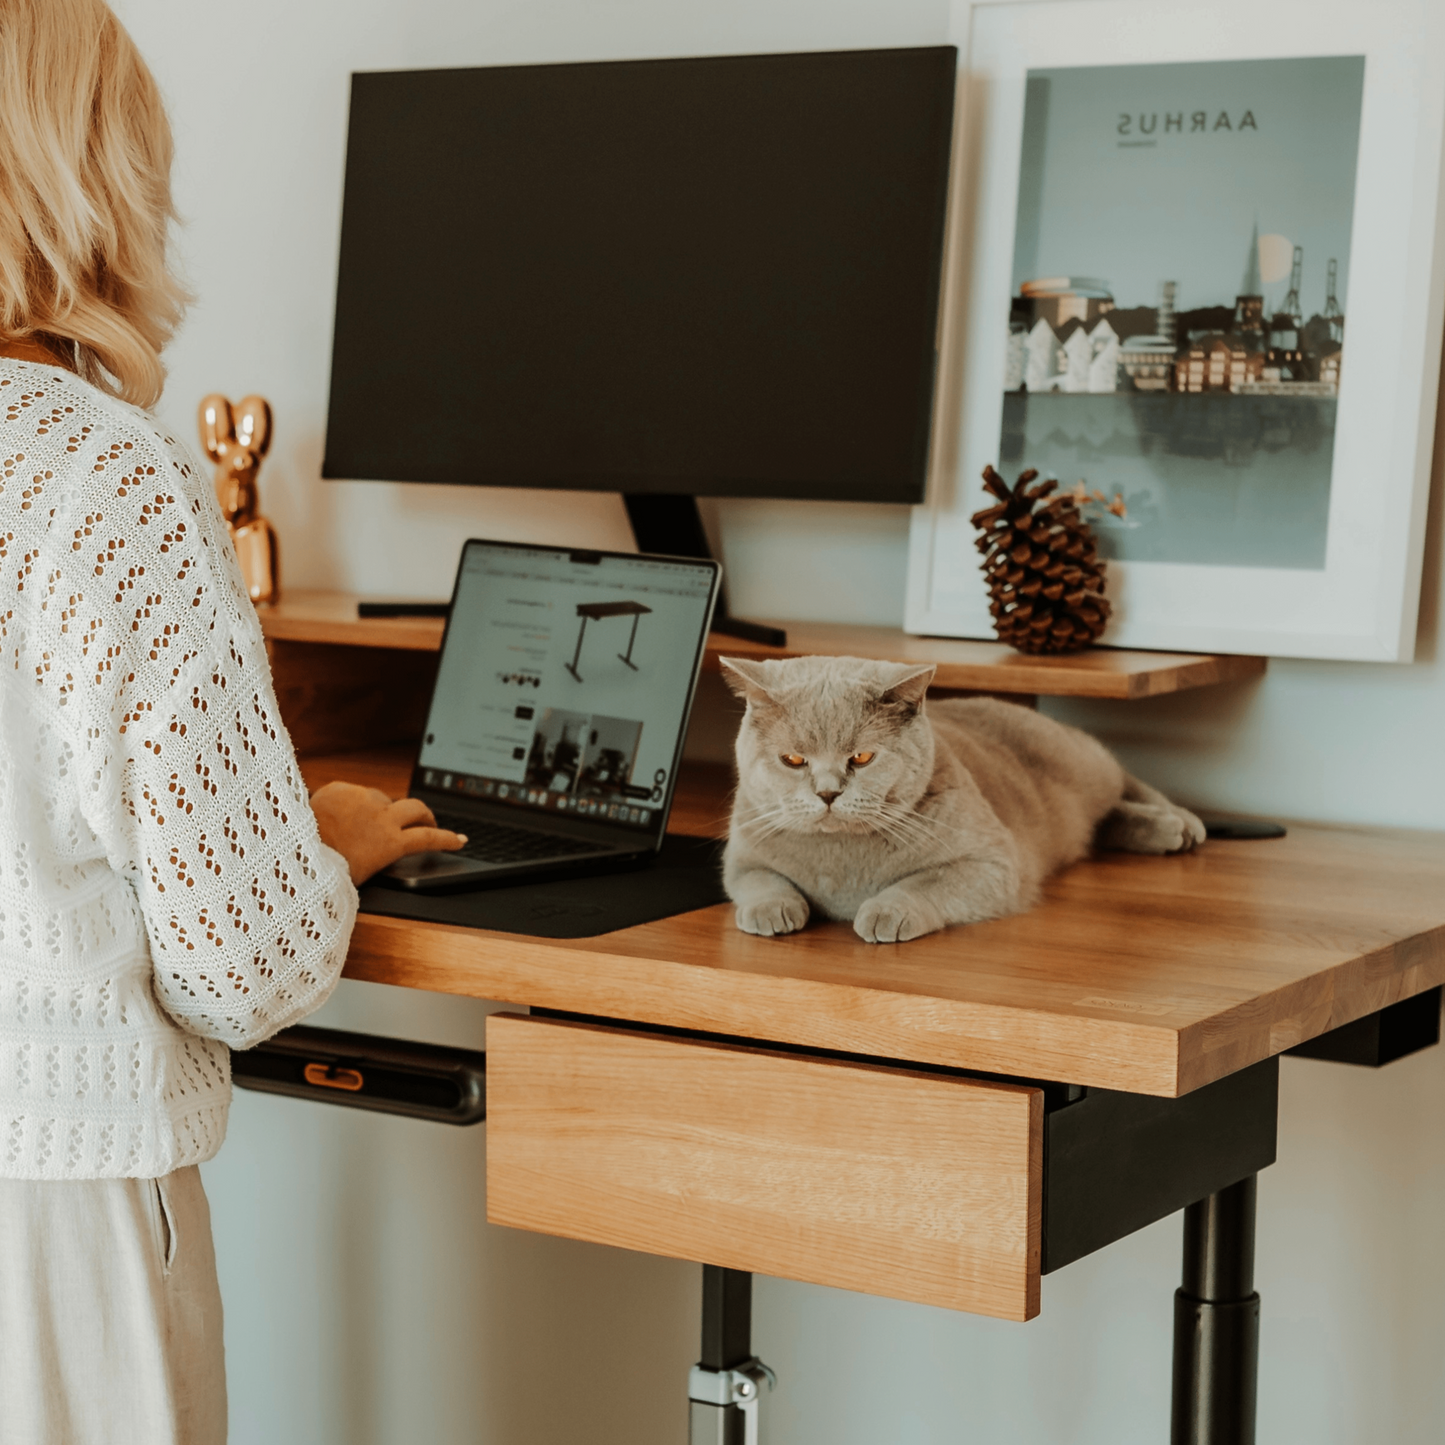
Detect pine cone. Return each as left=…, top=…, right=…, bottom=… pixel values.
left=969, top=465, right=1112, bottom=655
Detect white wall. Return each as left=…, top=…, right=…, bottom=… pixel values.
left=113, top=0, right=1445, bottom=1440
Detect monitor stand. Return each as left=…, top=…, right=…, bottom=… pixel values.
left=623, top=494, right=787, bottom=648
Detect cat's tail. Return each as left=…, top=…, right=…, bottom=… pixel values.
left=1098, top=775, right=1207, bottom=855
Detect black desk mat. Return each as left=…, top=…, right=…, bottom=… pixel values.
left=358, top=834, right=728, bottom=939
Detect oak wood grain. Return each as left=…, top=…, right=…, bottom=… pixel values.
left=485, top=1014, right=1043, bottom=1320
left=312, top=751, right=1445, bottom=1098
left=260, top=589, right=1265, bottom=700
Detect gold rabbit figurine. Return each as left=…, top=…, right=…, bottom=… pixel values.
left=199, top=393, right=280, bottom=605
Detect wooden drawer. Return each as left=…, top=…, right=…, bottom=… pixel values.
left=485, top=1014, right=1043, bottom=1320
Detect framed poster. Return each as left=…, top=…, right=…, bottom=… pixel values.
left=906, top=0, right=1445, bottom=660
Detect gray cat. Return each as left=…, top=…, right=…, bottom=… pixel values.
left=721, top=655, right=1205, bottom=943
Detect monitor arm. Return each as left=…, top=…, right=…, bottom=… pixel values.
left=623, top=494, right=786, bottom=648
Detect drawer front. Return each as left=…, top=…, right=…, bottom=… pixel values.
left=485, top=1014, right=1042, bottom=1320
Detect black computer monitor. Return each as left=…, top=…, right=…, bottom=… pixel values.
left=322, top=47, right=957, bottom=508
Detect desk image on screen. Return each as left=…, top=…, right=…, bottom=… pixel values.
left=566, top=601, right=653, bottom=682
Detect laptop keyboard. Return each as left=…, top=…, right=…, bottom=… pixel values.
left=433, top=815, right=608, bottom=865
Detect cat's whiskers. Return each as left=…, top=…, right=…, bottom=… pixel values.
left=866, top=821, right=916, bottom=851
left=735, top=797, right=813, bottom=840
left=733, top=796, right=792, bottom=822
left=882, top=809, right=956, bottom=841
left=854, top=806, right=926, bottom=851
left=739, top=814, right=792, bottom=838
left=889, top=815, right=965, bottom=850
left=866, top=802, right=969, bottom=852
left=877, top=794, right=964, bottom=830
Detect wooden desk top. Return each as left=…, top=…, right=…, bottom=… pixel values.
left=304, top=749, right=1445, bottom=1100
left=260, top=590, right=1265, bottom=700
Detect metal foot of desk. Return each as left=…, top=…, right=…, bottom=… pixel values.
left=689, top=1266, right=775, bottom=1445
left=1171, top=1175, right=1260, bottom=1445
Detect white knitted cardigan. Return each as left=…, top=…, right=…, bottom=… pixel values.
left=0, top=358, right=358, bottom=1180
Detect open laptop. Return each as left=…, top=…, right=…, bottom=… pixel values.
left=380, top=538, right=721, bottom=893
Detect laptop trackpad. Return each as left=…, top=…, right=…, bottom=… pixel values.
left=380, top=852, right=501, bottom=889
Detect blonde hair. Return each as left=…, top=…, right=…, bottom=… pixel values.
left=0, top=0, right=187, bottom=409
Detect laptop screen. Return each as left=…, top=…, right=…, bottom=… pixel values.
left=414, top=540, right=720, bottom=832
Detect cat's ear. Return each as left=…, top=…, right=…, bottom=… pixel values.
left=719, top=657, right=777, bottom=707
left=876, top=664, right=935, bottom=715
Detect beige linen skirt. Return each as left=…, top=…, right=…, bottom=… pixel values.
left=0, top=1165, right=226, bottom=1444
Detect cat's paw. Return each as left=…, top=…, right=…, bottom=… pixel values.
left=854, top=892, right=944, bottom=944
left=1101, top=801, right=1204, bottom=855
left=1147, top=805, right=1206, bottom=854
left=1176, top=806, right=1207, bottom=851
left=735, top=893, right=810, bottom=937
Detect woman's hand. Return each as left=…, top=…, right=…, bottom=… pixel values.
left=310, top=781, right=467, bottom=885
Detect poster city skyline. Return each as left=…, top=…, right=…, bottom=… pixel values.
left=1000, top=54, right=1365, bottom=570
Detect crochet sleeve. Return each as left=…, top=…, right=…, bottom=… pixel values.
left=75, top=428, right=358, bottom=1049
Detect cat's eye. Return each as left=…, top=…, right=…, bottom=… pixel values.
left=850, top=751, right=876, bottom=767
left=780, top=753, right=807, bottom=768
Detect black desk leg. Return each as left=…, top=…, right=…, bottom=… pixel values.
left=566, top=617, right=588, bottom=682
left=618, top=611, right=642, bottom=670
left=1171, top=1175, right=1260, bottom=1445
left=689, top=1266, right=775, bottom=1445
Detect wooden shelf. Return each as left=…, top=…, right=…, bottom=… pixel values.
left=259, top=590, right=1265, bottom=701
left=701, top=621, right=1264, bottom=700
left=259, top=591, right=447, bottom=651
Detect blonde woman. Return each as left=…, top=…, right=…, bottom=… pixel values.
left=0, top=2, right=464, bottom=1439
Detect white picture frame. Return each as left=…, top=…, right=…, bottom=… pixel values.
left=906, top=0, right=1445, bottom=661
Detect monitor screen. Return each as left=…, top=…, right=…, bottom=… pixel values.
left=415, top=541, right=719, bottom=831
left=323, top=47, right=957, bottom=502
